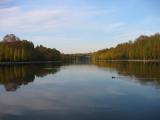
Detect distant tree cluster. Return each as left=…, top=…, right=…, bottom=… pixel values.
left=61, top=53, right=90, bottom=62
left=35, top=45, right=61, bottom=61
left=92, top=33, right=160, bottom=60
left=0, top=34, right=61, bottom=62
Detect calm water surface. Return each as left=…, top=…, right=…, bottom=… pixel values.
left=0, top=62, right=160, bottom=120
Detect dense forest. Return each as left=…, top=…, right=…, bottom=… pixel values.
left=0, top=34, right=61, bottom=62
left=1, top=33, right=160, bottom=63
left=92, top=33, right=160, bottom=61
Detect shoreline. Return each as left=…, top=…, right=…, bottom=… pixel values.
left=1, top=59, right=160, bottom=65
left=0, top=61, right=62, bottom=65
left=94, top=59, right=160, bottom=62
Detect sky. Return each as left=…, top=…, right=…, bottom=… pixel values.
left=0, top=0, right=160, bottom=53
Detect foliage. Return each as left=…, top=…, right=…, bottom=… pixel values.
left=61, top=53, right=90, bottom=62
left=92, top=33, right=160, bottom=60
left=0, top=34, right=61, bottom=62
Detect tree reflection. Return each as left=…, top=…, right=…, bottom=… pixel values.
left=0, top=63, right=60, bottom=91
left=94, top=61, right=160, bottom=86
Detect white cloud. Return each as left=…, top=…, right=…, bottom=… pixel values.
left=0, top=0, right=11, bottom=4
left=0, top=6, right=19, bottom=16
left=0, top=7, right=67, bottom=32
left=0, top=5, right=125, bottom=53
left=0, top=5, right=121, bottom=33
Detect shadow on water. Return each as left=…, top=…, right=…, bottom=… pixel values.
left=93, top=61, right=160, bottom=86
left=0, top=63, right=61, bottom=92
left=0, top=61, right=160, bottom=120
left=1, top=60, right=160, bottom=91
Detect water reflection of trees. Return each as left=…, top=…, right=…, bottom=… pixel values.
left=0, top=63, right=60, bottom=91
left=94, top=61, right=160, bottom=86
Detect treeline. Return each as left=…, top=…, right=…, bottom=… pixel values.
left=61, top=53, right=91, bottom=63
left=92, top=33, right=160, bottom=61
left=0, top=34, right=61, bottom=62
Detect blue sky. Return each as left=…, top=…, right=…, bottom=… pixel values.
left=0, top=0, right=160, bottom=53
